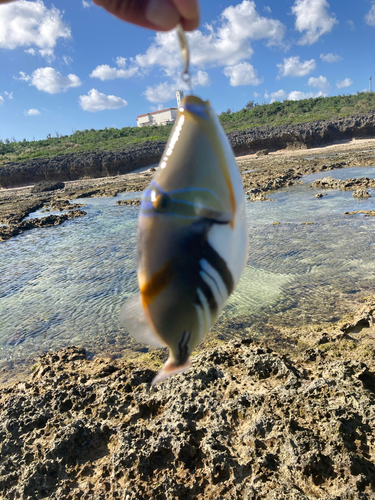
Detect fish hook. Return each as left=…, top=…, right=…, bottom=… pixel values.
left=176, top=23, right=193, bottom=94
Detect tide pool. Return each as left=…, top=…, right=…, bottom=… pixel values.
left=1, top=168, right=375, bottom=379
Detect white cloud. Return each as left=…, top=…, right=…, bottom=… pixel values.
left=82, top=0, right=91, bottom=7
left=0, top=96, right=4, bottom=105
left=116, top=57, right=127, bottom=68
left=287, top=90, right=325, bottom=100
left=346, top=20, right=355, bottom=31
left=192, top=70, right=210, bottom=87
left=90, top=57, right=140, bottom=80
left=130, top=1, right=287, bottom=106
left=18, top=67, right=81, bottom=94
left=288, top=91, right=310, bottom=100
left=320, top=53, right=342, bottom=63
left=308, top=75, right=330, bottom=92
left=0, top=0, right=71, bottom=59
left=39, top=48, right=55, bottom=61
left=253, top=91, right=260, bottom=97
left=18, top=71, right=31, bottom=82
left=150, top=104, right=165, bottom=112
left=144, top=82, right=177, bottom=104
left=135, top=0, right=286, bottom=74
left=144, top=71, right=210, bottom=104
left=336, top=78, right=353, bottom=89
left=277, top=56, right=316, bottom=78
left=223, top=62, right=262, bottom=86
left=63, top=55, right=73, bottom=65
left=264, top=6, right=272, bottom=13
left=265, top=89, right=287, bottom=102
left=79, top=89, right=128, bottom=112
left=4, top=91, right=13, bottom=99
left=25, top=48, right=36, bottom=56
left=24, top=108, right=40, bottom=116
left=292, top=0, right=337, bottom=45
left=365, top=4, right=375, bottom=25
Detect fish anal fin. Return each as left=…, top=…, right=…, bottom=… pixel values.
left=119, top=294, right=166, bottom=348
left=151, top=358, right=192, bottom=386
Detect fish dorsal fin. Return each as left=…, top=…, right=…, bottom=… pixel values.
left=119, top=294, right=166, bottom=348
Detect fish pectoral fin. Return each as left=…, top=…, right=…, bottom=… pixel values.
left=195, top=206, right=232, bottom=224
left=119, top=294, right=166, bottom=348
left=151, top=357, right=192, bottom=386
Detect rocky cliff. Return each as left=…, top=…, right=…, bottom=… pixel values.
left=1, top=111, right=375, bottom=189
left=228, top=110, right=375, bottom=156
left=0, top=141, right=165, bottom=189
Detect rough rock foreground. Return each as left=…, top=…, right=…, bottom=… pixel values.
left=1, top=298, right=375, bottom=499
left=2, top=110, right=375, bottom=188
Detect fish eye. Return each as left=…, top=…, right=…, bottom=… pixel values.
left=153, top=193, right=171, bottom=212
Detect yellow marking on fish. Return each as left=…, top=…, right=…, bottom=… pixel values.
left=139, top=260, right=174, bottom=306
left=181, top=102, right=236, bottom=228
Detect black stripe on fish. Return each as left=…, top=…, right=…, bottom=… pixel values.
left=177, top=330, right=191, bottom=366
left=176, top=217, right=233, bottom=312
left=199, top=261, right=225, bottom=303
left=198, top=277, right=217, bottom=312
left=202, top=242, right=234, bottom=296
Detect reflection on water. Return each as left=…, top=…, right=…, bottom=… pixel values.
left=1, top=169, right=375, bottom=378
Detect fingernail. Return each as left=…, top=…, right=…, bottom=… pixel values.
left=146, top=0, right=178, bottom=29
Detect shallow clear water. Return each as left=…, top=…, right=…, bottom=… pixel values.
left=1, top=167, right=375, bottom=378
left=302, top=166, right=375, bottom=183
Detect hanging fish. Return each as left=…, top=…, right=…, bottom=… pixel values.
left=119, top=94, right=248, bottom=385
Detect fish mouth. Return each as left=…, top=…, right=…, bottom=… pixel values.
left=180, top=95, right=211, bottom=120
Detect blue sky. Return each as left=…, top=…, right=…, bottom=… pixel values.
left=1, top=0, right=375, bottom=141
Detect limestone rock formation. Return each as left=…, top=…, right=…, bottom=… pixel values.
left=2, top=110, right=375, bottom=188
left=1, top=297, right=375, bottom=500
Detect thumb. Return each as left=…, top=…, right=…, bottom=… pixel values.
left=93, top=0, right=199, bottom=31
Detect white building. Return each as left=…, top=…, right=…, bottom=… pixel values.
left=137, top=91, right=184, bottom=127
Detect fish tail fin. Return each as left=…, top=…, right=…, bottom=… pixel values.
left=151, top=358, right=191, bottom=386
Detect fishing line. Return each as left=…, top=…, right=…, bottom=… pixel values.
left=176, top=23, right=194, bottom=95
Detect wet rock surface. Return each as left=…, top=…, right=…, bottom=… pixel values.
left=0, top=171, right=150, bottom=242
left=311, top=177, right=375, bottom=192
left=314, top=193, right=327, bottom=198
left=353, top=189, right=371, bottom=198
left=0, top=296, right=375, bottom=499
left=344, top=210, right=375, bottom=216
left=240, top=150, right=374, bottom=199
left=2, top=142, right=375, bottom=242
left=31, top=181, right=65, bottom=193
left=116, top=199, right=141, bottom=206
left=0, top=209, right=87, bottom=241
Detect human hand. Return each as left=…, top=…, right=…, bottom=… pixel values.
left=0, top=0, right=200, bottom=31
left=92, top=0, right=200, bottom=31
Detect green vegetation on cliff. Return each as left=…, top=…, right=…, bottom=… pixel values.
left=0, top=124, right=173, bottom=165
left=220, top=91, right=375, bottom=131
left=1, top=91, right=375, bottom=164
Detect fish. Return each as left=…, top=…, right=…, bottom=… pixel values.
left=119, top=94, right=248, bottom=385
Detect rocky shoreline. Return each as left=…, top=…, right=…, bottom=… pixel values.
left=0, top=170, right=152, bottom=242
left=1, top=138, right=375, bottom=242
left=1, top=138, right=375, bottom=497
left=1, top=111, right=375, bottom=189
left=0, top=296, right=374, bottom=499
